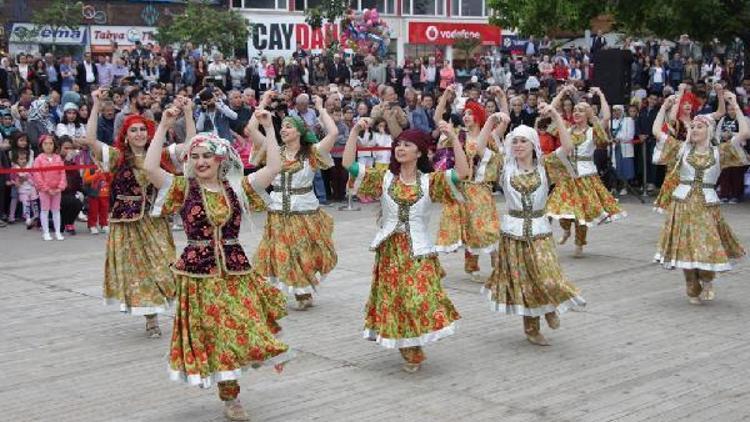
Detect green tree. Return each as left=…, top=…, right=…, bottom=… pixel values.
left=454, top=36, right=482, bottom=69
left=304, top=0, right=349, bottom=30
left=29, top=0, right=83, bottom=52
left=487, top=0, right=750, bottom=46
left=155, top=1, right=251, bottom=57
left=487, top=0, right=601, bottom=37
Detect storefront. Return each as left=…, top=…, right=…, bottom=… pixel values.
left=89, top=26, right=159, bottom=54
left=8, top=23, right=87, bottom=58
left=405, top=21, right=501, bottom=66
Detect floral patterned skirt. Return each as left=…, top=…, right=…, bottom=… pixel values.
left=103, top=216, right=176, bottom=315
left=435, top=182, right=500, bottom=254
left=364, top=233, right=461, bottom=349
left=546, top=174, right=626, bottom=226
left=253, top=209, right=337, bottom=296
left=168, top=270, right=292, bottom=388
left=653, top=169, right=680, bottom=213
left=655, top=192, right=745, bottom=272
left=482, top=234, right=585, bottom=316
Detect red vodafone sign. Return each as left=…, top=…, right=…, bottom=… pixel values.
left=408, top=22, right=501, bottom=46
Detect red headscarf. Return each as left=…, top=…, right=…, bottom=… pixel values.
left=113, top=114, right=168, bottom=170
left=114, top=114, right=157, bottom=153
left=464, top=101, right=487, bottom=128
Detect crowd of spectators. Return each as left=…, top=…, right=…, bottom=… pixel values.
left=1, top=32, right=749, bottom=234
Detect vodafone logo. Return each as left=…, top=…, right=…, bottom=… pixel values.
left=409, top=22, right=501, bottom=46
left=425, top=25, right=439, bottom=42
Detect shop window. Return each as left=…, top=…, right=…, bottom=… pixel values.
left=355, top=0, right=395, bottom=14
left=403, top=0, right=445, bottom=15
left=237, top=0, right=283, bottom=8
left=451, top=0, right=485, bottom=16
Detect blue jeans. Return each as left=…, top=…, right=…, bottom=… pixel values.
left=313, top=170, right=327, bottom=203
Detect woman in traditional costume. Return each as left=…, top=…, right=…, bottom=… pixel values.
left=145, top=108, right=292, bottom=421
left=651, top=93, right=748, bottom=304
left=342, top=120, right=470, bottom=373
left=480, top=107, right=586, bottom=345
left=547, top=85, right=626, bottom=257
left=433, top=86, right=502, bottom=280
left=84, top=88, right=185, bottom=337
left=246, top=93, right=338, bottom=310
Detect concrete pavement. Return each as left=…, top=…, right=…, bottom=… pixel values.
left=1, top=196, right=749, bottom=422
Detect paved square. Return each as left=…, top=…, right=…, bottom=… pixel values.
left=1, top=197, right=749, bottom=422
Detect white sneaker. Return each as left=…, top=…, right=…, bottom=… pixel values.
left=619, top=188, right=628, bottom=195
left=90, top=227, right=99, bottom=235
left=43, top=232, right=52, bottom=241
left=102, top=226, right=110, bottom=233
left=54, top=232, right=65, bottom=241
left=77, top=212, right=88, bottom=222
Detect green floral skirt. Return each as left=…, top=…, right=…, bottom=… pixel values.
left=168, top=270, right=292, bottom=387
left=483, top=234, right=585, bottom=316
left=254, top=209, right=337, bottom=296
left=547, top=174, right=626, bottom=226
left=364, top=233, right=461, bottom=349
left=103, top=216, right=176, bottom=315
left=655, top=192, right=745, bottom=272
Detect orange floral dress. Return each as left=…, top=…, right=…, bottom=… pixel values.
left=154, top=175, right=292, bottom=387
left=435, top=136, right=502, bottom=254
left=653, top=136, right=747, bottom=271
left=253, top=146, right=338, bottom=296
left=546, top=123, right=627, bottom=226
left=349, top=164, right=462, bottom=348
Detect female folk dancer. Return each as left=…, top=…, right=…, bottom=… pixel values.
left=547, top=85, right=626, bottom=257
left=84, top=88, right=187, bottom=336
left=433, top=86, right=502, bottom=281
left=651, top=93, right=748, bottom=304
left=247, top=93, right=339, bottom=310
left=479, top=107, right=586, bottom=345
left=145, top=108, right=292, bottom=421
left=342, top=121, right=470, bottom=373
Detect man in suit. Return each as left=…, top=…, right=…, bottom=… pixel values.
left=327, top=54, right=350, bottom=85
left=591, top=30, right=607, bottom=56
left=76, top=52, right=98, bottom=94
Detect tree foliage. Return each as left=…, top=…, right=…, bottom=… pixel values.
left=29, top=0, right=83, bottom=48
left=487, top=0, right=750, bottom=45
left=155, top=1, right=251, bottom=56
left=454, top=36, right=482, bottom=69
left=304, top=0, right=350, bottom=29
left=487, top=0, right=601, bottom=37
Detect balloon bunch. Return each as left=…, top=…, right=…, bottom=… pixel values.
left=339, top=8, right=392, bottom=58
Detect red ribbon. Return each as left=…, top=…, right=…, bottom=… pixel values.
left=0, top=164, right=96, bottom=175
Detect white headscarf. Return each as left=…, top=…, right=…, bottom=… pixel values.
left=502, top=125, right=547, bottom=188
left=182, top=132, right=250, bottom=216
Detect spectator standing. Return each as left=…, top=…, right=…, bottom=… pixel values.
left=76, top=52, right=98, bottom=94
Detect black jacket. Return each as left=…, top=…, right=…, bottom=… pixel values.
left=75, top=61, right=99, bottom=89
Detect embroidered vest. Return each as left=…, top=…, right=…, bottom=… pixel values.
left=569, top=127, right=598, bottom=178
left=268, top=152, right=320, bottom=214
left=173, top=179, right=251, bottom=277
left=109, top=161, right=154, bottom=223
left=672, top=145, right=721, bottom=205
left=370, top=171, right=435, bottom=257
left=501, top=168, right=552, bottom=239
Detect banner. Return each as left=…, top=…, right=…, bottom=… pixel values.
left=90, top=26, right=158, bottom=47
left=247, top=15, right=341, bottom=58
left=9, top=23, right=86, bottom=45
left=408, top=22, right=501, bottom=46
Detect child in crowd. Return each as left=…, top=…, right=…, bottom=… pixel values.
left=32, top=135, right=66, bottom=241
left=6, top=132, right=35, bottom=223
left=372, top=118, right=392, bottom=170
left=82, top=163, right=110, bottom=234
left=7, top=151, right=39, bottom=228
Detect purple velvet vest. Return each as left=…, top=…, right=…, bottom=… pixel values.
left=172, top=178, right=251, bottom=277
left=109, top=161, right=154, bottom=223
